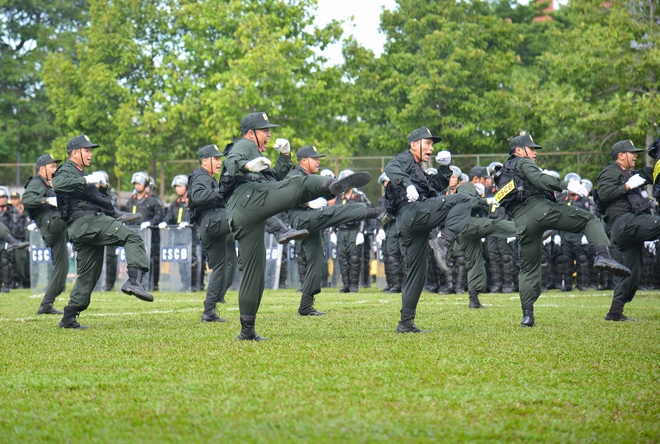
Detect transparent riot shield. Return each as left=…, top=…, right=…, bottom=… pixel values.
left=324, top=230, right=340, bottom=288
left=159, top=225, right=193, bottom=292
left=285, top=240, right=300, bottom=290
left=116, top=227, right=151, bottom=289
left=265, top=232, right=283, bottom=290
left=373, top=239, right=386, bottom=288
left=29, top=229, right=51, bottom=292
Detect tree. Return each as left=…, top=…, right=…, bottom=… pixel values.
left=0, top=0, right=87, bottom=184
left=343, top=0, right=529, bottom=156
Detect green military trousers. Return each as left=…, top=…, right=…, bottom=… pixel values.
left=66, top=213, right=150, bottom=312
left=456, top=217, right=516, bottom=294
left=513, top=197, right=610, bottom=307
left=610, top=212, right=660, bottom=304
left=40, top=213, right=69, bottom=298
left=397, top=193, right=472, bottom=311
left=291, top=204, right=367, bottom=296
left=227, top=174, right=333, bottom=316
left=199, top=208, right=231, bottom=310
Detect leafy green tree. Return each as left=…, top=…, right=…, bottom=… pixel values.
left=343, top=0, right=528, bottom=156
left=0, top=0, right=87, bottom=183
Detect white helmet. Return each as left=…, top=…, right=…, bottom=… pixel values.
left=581, top=178, right=593, bottom=192
left=320, top=169, right=335, bottom=179
left=378, top=172, right=389, bottom=184
left=338, top=169, right=354, bottom=181
left=450, top=166, right=462, bottom=178
left=460, top=173, right=469, bottom=183
left=425, top=168, right=438, bottom=175
left=487, top=161, right=503, bottom=177
left=564, top=172, right=581, bottom=184
left=545, top=170, right=561, bottom=179
left=131, top=171, right=149, bottom=186
left=171, top=175, right=188, bottom=187
left=0, top=186, right=9, bottom=198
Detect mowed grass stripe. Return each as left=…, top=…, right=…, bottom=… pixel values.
left=1, top=288, right=658, bottom=442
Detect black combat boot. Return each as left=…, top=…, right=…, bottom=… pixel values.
left=201, top=301, right=227, bottom=322
left=520, top=304, right=535, bottom=327
left=298, top=294, right=326, bottom=316
left=605, top=299, right=635, bottom=322
left=348, top=255, right=361, bottom=292
left=121, top=267, right=154, bottom=302
left=278, top=257, right=288, bottom=289
left=235, top=315, right=267, bottom=341
left=58, top=306, right=88, bottom=329
left=323, top=172, right=371, bottom=196
left=396, top=308, right=429, bottom=333
left=593, top=246, right=631, bottom=277
left=429, top=230, right=456, bottom=274
left=266, top=217, right=309, bottom=244
left=3, top=234, right=29, bottom=253
left=468, top=290, right=484, bottom=309
left=37, top=294, right=63, bottom=315
left=454, top=256, right=466, bottom=294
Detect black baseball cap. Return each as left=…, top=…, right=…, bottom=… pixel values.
left=240, top=112, right=280, bottom=132
left=66, top=135, right=100, bottom=153
left=408, top=126, right=442, bottom=144
left=198, top=144, right=224, bottom=160
left=509, top=134, right=542, bottom=152
left=469, top=166, right=490, bottom=179
left=296, top=146, right=326, bottom=159
left=10, top=191, right=21, bottom=199
left=610, top=139, right=644, bottom=157
left=36, top=154, right=62, bottom=168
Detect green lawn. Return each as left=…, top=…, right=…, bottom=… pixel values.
left=1, top=287, right=659, bottom=443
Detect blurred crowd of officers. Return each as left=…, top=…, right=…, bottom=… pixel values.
left=7, top=111, right=660, bottom=338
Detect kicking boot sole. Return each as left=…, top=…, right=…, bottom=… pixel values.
left=277, top=229, right=309, bottom=244
left=329, top=172, right=371, bottom=195
left=121, top=285, right=154, bottom=302
left=594, top=259, right=631, bottom=278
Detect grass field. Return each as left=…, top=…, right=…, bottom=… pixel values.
left=1, top=286, right=659, bottom=443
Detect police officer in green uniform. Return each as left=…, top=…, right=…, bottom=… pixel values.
left=384, top=127, right=473, bottom=333
left=493, top=134, right=630, bottom=327
left=188, top=144, right=231, bottom=323
left=22, top=154, right=68, bottom=314
left=224, top=112, right=371, bottom=340
left=595, top=139, right=660, bottom=321
left=287, top=145, right=384, bottom=316
left=53, top=135, right=153, bottom=329
left=453, top=166, right=517, bottom=308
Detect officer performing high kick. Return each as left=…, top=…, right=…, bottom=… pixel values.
left=493, top=134, right=630, bottom=328
left=384, top=127, right=473, bottom=333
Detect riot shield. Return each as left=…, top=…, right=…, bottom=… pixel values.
left=29, top=229, right=51, bottom=292
left=116, top=227, right=151, bottom=289
left=324, top=230, right=340, bottom=288
left=228, top=233, right=282, bottom=291
left=158, top=225, right=193, bottom=292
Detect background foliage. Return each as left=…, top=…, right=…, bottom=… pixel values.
left=1, top=0, right=659, bottom=188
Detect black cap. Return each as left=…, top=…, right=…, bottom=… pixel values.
left=240, top=112, right=280, bottom=132
left=36, top=154, right=62, bottom=168
left=469, top=166, right=490, bottom=179
left=408, top=126, right=442, bottom=144
left=610, top=139, right=644, bottom=157
left=296, top=145, right=326, bottom=159
left=66, top=135, right=100, bottom=153
left=198, top=144, right=224, bottom=160
left=509, top=134, right=542, bottom=152
left=10, top=191, right=20, bottom=198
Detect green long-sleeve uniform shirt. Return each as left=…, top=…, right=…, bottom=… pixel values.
left=22, top=174, right=69, bottom=298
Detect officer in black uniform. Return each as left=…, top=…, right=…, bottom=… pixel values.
left=384, top=127, right=473, bottom=333
left=223, top=112, right=371, bottom=340
left=126, top=171, right=165, bottom=291
left=53, top=135, right=152, bottom=329
left=494, top=134, right=630, bottom=327
left=99, top=170, right=121, bottom=291
left=162, top=174, right=198, bottom=291
left=22, top=154, right=68, bottom=314
left=596, top=139, right=660, bottom=321
left=188, top=144, right=231, bottom=322
left=9, top=192, right=30, bottom=288
left=287, top=145, right=384, bottom=315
